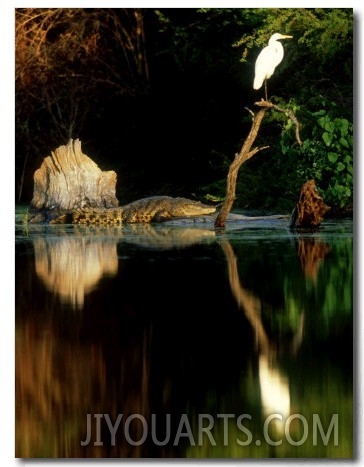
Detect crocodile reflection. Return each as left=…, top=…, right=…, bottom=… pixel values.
left=120, top=224, right=215, bottom=250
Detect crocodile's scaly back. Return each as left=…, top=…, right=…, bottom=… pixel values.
left=121, top=196, right=216, bottom=223
left=49, top=196, right=216, bottom=225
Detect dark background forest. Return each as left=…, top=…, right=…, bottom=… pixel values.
left=15, top=8, right=353, bottom=213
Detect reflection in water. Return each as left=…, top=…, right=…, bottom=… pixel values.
left=16, top=221, right=353, bottom=458
left=16, top=321, right=105, bottom=457
left=258, top=354, right=291, bottom=432
left=34, top=237, right=118, bottom=308
left=33, top=226, right=216, bottom=309
left=296, top=237, right=331, bottom=281
left=121, top=224, right=215, bottom=250
left=16, top=319, right=152, bottom=458
left=219, top=234, right=337, bottom=437
left=220, top=239, right=292, bottom=434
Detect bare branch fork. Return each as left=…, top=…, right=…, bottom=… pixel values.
left=214, top=100, right=302, bottom=228
left=254, top=99, right=302, bottom=146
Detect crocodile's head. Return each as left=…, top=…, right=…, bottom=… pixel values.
left=169, top=198, right=217, bottom=217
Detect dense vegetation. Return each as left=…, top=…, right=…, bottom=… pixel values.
left=15, top=8, right=353, bottom=213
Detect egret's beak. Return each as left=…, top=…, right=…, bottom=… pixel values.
left=282, top=35, right=293, bottom=39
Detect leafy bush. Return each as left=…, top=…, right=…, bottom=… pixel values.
left=281, top=105, right=353, bottom=210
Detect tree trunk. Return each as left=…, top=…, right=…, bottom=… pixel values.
left=31, top=139, right=118, bottom=210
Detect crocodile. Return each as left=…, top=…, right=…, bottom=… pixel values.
left=39, top=196, right=217, bottom=225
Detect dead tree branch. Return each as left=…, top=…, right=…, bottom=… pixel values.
left=254, top=99, right=302, bottom=146
left=215, top=101, right=302, bottom=228
left=215, top=108, right=269, bottom=227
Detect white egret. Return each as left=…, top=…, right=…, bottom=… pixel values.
left=253, top=33, right=293, bottom=100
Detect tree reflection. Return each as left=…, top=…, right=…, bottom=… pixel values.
left=33, top=236, right=118, bottom=308
left=219, top=235, right=331, bottom=437
left=16, top=318, right=153, bottom=458
left=32, top=226, right=215, bottom=309
left=220, top=239, right=292, bottom=434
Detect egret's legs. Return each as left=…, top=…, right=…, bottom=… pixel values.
left=264, top=80, right=268, bottom=101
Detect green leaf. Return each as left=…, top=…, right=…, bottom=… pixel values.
left=325, top=121, right=335, bottom=133
left=313, top=109, right=326, bottom=117
left=302, top=139, right=312, bottom=151
left=337, top=162, right=345, bottom=172
left=338, top=118, right=349, bottom=136
left=339, top=137, right=349, bottom=149
left=318, top=116, right=329, bottom=129
left=334, top=183, right=345, bottom=194
left=322, top=132, right=332, bottom=146
left=328, top=152, right=338, bottom=163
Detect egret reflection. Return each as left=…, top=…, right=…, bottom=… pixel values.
left=258, top=354, right=291, bottom=433
left=220, top=239, right=297, bottom=434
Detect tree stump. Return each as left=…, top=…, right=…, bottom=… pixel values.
left=289, top=180, right=331, bottom=229
left=31, top=139, right=118, bottom=210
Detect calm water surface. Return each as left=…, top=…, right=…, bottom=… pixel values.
left=15, top=215, right=353, bottom=458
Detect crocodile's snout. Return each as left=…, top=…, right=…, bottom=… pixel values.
left=173, top=199, right=217, bottom=217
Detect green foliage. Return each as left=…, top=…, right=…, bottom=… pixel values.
left=235, top=8, right=352, bottom=112
left=235, top=8, right=352, bottom=66
left=280, top=104, right=353, bottom=210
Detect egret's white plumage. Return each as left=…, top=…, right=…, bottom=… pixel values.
left=253, top=33, right=293, bottom=97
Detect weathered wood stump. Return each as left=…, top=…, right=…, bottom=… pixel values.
left=31, top=139, right=118, bottom=210
left=289, top=180, right=331, bottom=229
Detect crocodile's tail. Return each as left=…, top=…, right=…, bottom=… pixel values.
left=50, top=208, right=124, bottom=225
left=49, top=212, right=75, bottom=224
